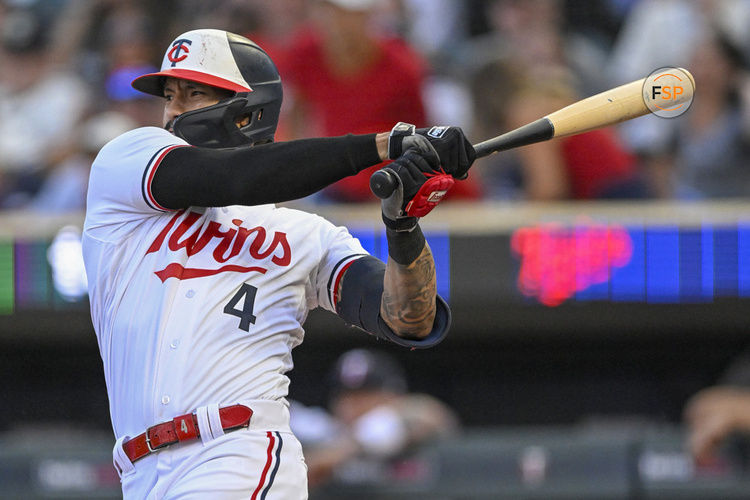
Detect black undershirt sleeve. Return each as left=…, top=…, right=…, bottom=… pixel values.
left=151, top=133, right=382, bottom=209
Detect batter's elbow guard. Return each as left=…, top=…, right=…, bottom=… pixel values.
left=376, top=295, right=451, bottom=349
left=335, top=256, right=451, bottom=349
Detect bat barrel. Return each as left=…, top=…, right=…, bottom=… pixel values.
left=371, top=69, right=694, bottom=199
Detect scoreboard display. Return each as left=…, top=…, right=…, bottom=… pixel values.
left=3, top=203, right=750, bottom=333
left=349, top=222, right=750, bottom=309
left=508, top=223, right=750, bottom=305
left=4, top=224, right=750, bottom=310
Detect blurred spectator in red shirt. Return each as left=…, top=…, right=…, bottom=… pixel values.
left=274, top=0, right=481, bottom=202
left=470, top=58, right=644, bottom=200
left=277, top=0, right=426, bottom=138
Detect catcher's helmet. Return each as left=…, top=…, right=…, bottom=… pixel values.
left=132, top=29, right=282, bottom=148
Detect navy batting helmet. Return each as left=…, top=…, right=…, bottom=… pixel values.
left=132, top=29, right=282, bottom=148
left=329, top=349, right=408, bottom=397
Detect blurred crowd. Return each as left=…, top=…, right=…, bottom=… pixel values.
left=290, top=348, right=458, bottom=489
left=2, top=0, right=750, bottom=210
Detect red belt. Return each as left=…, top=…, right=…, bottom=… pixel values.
left=122, top=404, right=253, bottom=463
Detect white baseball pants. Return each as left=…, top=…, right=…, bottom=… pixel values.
left=112, top=400, right=308, bottom=499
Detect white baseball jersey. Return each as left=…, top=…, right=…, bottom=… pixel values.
left=82, top=126, right=368, bottom=442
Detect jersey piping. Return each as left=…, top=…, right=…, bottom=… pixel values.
left=327, top=254, right=366, bottom=309
left=141, top=144, right=189, bottom=212
left=251, top=431, right=283, bottom=500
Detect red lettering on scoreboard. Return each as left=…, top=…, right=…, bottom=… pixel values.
left=511, top=222, right=633, bottom=306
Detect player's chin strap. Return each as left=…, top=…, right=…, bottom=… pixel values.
left=335, top=256, right=451, bottom=349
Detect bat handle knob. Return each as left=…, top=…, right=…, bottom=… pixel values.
left=370, top=169, right=397, bottom=199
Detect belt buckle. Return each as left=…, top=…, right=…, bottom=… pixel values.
left=145, top=425, right=169, bottom=453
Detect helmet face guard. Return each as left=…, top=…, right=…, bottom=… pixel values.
left=132, top=29, right=283, bottom=148
left=173, top=85, right=282, bottom=148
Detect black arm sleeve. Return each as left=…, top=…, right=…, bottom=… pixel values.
left=335, top=256, right=451, bottom=349
left=151, top=134, right=381, bottom=209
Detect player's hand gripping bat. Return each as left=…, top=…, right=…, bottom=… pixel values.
left=370, top=68, right=695, bottom=202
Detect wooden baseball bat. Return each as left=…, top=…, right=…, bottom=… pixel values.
left=370, top=68, right=695, bottom=198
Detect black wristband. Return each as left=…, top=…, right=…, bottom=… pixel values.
left=386, top=225, right=426, bottom=265
left=388, top=122, right=416, bottom=159
left=382, top=213, right=418, bottom=232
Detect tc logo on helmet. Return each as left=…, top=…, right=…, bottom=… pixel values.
left=168, top=39, right=192, bottom=67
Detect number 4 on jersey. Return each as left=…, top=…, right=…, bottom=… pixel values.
left=224, top=283, right=258, bottom=331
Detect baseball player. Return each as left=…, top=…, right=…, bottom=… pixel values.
left=82, top=29, right=474, bottom=499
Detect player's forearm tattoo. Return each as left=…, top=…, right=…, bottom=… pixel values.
left=381, top=244, right=437, bottom=338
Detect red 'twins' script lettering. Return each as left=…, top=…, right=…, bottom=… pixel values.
left=146, top=210, right=292, bottom=282
left=511, top=222, right=632, bottom=306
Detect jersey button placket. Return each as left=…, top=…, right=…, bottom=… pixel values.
left=156, top=286, right=195, bottom=418
left=152, top=209, right=210, bottom=421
